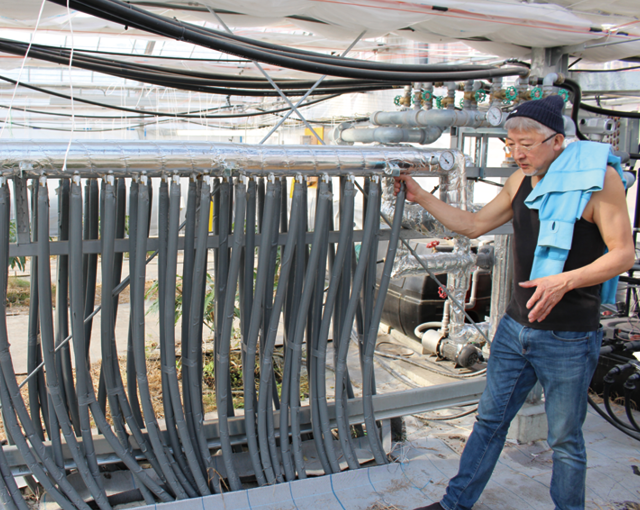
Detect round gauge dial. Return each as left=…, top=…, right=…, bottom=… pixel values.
left=439, top=151, right=455, bottom=171
left=486, top=106, right=504, bottom=127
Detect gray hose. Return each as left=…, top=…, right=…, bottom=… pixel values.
left=68, top=178, right=162, bottom=505
left=0, top=442, right=25, bottom=510
left=243, top=175, right=277, bottom=487
left=180, top=177, right=198, bottom=446
left=160, top=177, right=211, bottom=496
left=185, top=176, right=219, bottom=491
left=100, top=178, right=132, bottom=455
left=257, top=177, right=302, bottom=484
left=126, top=181, right=144, bottom=430
left=217, top=177, right=254, bottom=492
left=37, top=179, right=113, bottom=510
left=289, top=178, right=331, bottom=479
left=334, top=179, right=380, bottom=470
left=54, top=179, right=81, bottom=437
left=307, top=186, right=332, bottom=476
left=315, top=178, right=355, bottom=473
left=362, top=182, right=403, bottom=465
left=27, top=180, right=46, bottom=441
left=130, top=177, right=189, bottom=500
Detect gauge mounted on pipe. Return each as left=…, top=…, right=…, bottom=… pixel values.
left=486, top=106, right=504, bottom=127
left=439, top=151, right=456, bottom=171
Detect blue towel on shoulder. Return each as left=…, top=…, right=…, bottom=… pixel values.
left=524, top=141, right=624, bottom=304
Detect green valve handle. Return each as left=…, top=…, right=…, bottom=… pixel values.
left=422, top=90, right=433, bottom=102
left=558, top=89, right=570, bottom=103
left=435, top=96, right=443, bottom=109
left=459, top=99, right=465, bottom=108
left=475, top=90, right=486, bottom=103
left=530, top=87, right=543, bottom=100
left=394, top=95, right=402, bottom=107
left=505, top=86, right=518, bottom=101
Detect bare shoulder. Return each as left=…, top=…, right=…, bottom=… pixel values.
left=583, top=166, right=626, bottom=221
left=596, top=166, right=626, bottom=200
left=502, top=170, right=525, bottom=201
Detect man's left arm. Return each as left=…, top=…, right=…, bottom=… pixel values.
left=521, top=166, right=636, bottom=323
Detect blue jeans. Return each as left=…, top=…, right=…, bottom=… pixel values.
left=440, top=314, right=602, bottom=510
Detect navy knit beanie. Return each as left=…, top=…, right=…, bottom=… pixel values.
left=506, top=95, right=565, bottom=135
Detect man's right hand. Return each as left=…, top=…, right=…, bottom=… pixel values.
left=394, top=174, right=425, bottom=203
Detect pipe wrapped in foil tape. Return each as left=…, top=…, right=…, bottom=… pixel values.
left=390, top=244, right=476, bottom=279
left=0, top=140, right=462, bottom=178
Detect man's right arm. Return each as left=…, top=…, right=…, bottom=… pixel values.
left=393, top=173, right=519, bottom=239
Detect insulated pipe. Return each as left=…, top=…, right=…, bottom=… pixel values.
left=334, top=180, right=380, bottom=470
left=1, top=141, right=455, bottom=178
left=67, top=178, right=169, bottom=504
left=36, top=179, right=113, bottom=510
left=370, top=109, right=488, bottom=129
left=0, top=181, right=79, bottom=510
left=185, top=178, right=219, bottom=492
left=257, top=177, right=301, bottom=483
left=362, top=181, right=405, bottom=465
left=289, top=177, right=331, bottom=479
left=130, top=177, right=189, bottom=500
left=168, top=177, right=213, bottom=496
left=337, top=126, right=443, bottom=145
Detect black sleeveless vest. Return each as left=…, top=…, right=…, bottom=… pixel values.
left=505, top=176, right=605, bottom=331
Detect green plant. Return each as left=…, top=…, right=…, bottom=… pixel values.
left=8, top=220, right=25, bottom=272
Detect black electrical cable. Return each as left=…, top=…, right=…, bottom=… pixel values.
left=624, top=374, right=640, bottom=432
left=47, top=0, right=529, bottom=82
left=579, top=101, right=640, bottom=120
left=0, top=75, right=342, bottom=118
left=603, top=374, right=638, bottom=432
left=588, top=395, right=640, bottom=441
left=0, top=37, right=397, bottom=90
left=555, top=78, right=587, bottom=141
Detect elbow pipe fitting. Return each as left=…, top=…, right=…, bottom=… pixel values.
left=624, top=372, right=640, bottom=391
left=604, top=363, right=633, bottom=384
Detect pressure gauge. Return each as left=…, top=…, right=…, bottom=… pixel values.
left=439, top=151, right=455, bottom=171
left=486, top=106, right=504, bottom=127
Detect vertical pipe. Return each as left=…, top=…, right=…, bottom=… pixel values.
left=167, top=176, right=213, bottom=496
left=334, top=180, right=380, bottom=470
left=217, top=177, right=254, bottom=492
left=315, top=177, right=355, bottom=474
left=37, top=178, right=112, bottom=510
left=362, top=178, right=402, bottom=465
left=130, top=177, right=189, bottom=500
left=27, top=179, right=46, bottom=440
left=289, top=177, right=331, bottom=479
left=258, top=176, right=302, bottom=483
left=69, top=177, right=168, bottom=505
left=182, top=176, right=219, bottom=490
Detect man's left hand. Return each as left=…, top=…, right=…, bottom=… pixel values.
left=519, top=274, right=571, bottom=322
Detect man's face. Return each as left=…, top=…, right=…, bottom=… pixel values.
left=505, top=128, right=564, bottom=177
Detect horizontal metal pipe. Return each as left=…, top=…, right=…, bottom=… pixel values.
left=0, top=140, right=455, bottom=177
left=338, top=126, right=443, bottom=145
left=370, top=109, right=489, bottom=128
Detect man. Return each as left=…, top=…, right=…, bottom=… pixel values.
left=394, top=95, right=635, bottom=510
